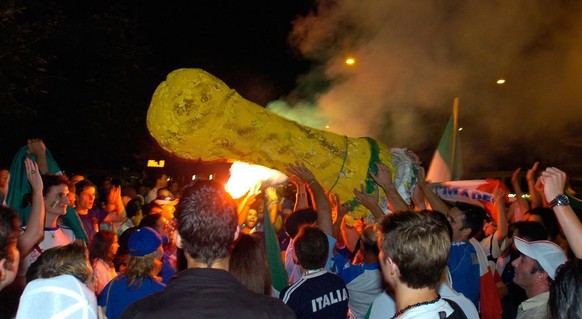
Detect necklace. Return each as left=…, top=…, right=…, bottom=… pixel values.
left=390, top=294, right=441, bottom=319
left=45, top=227, right=59, bottom=239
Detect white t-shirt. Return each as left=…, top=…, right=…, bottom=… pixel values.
left=145, top=188, right=158, bottom=204
left=19, top=225, right=76, bottom=277
left=366, top=281, right=479, bottom=319
left=399, top=299, right=455, bottom=319
left=92, top=258, right=116, bottom=295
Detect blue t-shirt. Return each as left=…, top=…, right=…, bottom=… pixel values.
left=448, top=241, right=480, bottom=309
left=159, top=251, right=177, bottom=284
left=280, top=270, right=349, bottom=319
left=98, top=275, right=165, bottom=319
left=332, top=252, right=380, bottom=285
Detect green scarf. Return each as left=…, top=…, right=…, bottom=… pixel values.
left=6, top=145, right=87, bottom=242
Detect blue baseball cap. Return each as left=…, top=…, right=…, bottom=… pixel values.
left=128, top=226, right=163, bottom=257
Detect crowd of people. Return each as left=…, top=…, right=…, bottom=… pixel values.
left=0, top=139, right=581, bottom=319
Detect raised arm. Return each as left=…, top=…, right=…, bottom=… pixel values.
left=353, top=184, right=384, bottom=220
left=291, top=176, right=309, bottom=211
left=411, top=180, right=427, bottom=211
left=18, top=158, right=45, bottom=254
left=27, top=139, right=48, bottom=175
left=540, top=167, right=582, bottom=258
left=287, top=161, right=332, bottom=236
left=237, top=182, right=260, bottom=226
left=493, top=188, right=508, bottom=242
left=265, top=187, right=283, bottom=232
left=103, top=185, right=126, bottom=223
left=418, top=168, right=451, bottom=216
left=369, top=162, right=409, bottom=212
left=535, top=177, right=549, bottom=208
left=329, top=193, right=349, bottom=244
left=510, top=167, right=530, bottom=217
left=526, top=162, right=542, bottom=208
left=406, top=150, right=426, bottom=211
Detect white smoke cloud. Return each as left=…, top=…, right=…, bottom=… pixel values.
left=271, top=0, right=582, bottom=173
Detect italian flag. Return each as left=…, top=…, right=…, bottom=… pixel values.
left=426, top=98, right=463, bottom=182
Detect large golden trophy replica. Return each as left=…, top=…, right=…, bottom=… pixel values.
left=147, top=68, right=418, bottom=222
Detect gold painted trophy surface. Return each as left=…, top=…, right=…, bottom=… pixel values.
left=147, top=68, right=418, bottom=221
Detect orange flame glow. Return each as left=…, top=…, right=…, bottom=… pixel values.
left=225, top=162, right=288, bottom=198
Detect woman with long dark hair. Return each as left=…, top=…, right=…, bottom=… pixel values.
left=90, top=230, right=118, bottom=295
left=229, top=233, right=272, bottom=295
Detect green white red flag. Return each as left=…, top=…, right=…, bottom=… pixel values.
left=426, top=98, right=463, bottom=182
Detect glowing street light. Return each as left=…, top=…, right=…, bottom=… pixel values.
left=496, top=79, right=506, bottom=85
left=345, top=57, right=356, bottom=66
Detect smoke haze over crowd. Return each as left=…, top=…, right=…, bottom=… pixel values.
left=270, top=0, right=582, bottom=175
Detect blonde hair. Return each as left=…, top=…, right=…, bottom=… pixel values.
left=379, top=210, right=450, bottom=289
left=124, top=249, right=162, bottom=288
left=26, top=241, right=92, bottom=285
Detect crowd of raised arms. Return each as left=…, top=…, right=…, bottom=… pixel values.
left=0, top=139, right=581, bottom=319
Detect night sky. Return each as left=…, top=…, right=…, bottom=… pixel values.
left=1, top=0, right=312, bottom=176
left=2, top=0, right=582, bottom=184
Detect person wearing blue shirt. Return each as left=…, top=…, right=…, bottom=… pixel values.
left=333, top=224, right=382, bottom=319
left=98, top=227, right=165, bottom=319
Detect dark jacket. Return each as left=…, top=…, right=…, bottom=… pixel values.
left=120, top=268, right=296, bottom=319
